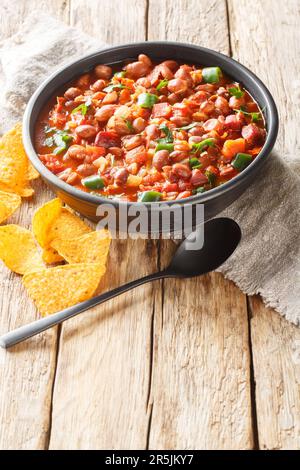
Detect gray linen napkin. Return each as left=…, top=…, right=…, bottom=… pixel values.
left=0, top=14, right=299, bottom=325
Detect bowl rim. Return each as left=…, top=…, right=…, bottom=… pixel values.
left=23, top=40, right=279, bottom=208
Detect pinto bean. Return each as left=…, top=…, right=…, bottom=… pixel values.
left=225, top=114, right=244, bottom=130
left=168, top=93, right=180, bottom=104
left=170, top=115, right=191, bottom=127
left=229, top=95, right=245, bottom=109
left=188, top=136, right=203, bottom=145
left=109, top=146, right=123, bottom=157
left=90, top=79, right=106, bottom=91
left=102, top=91, right=118, bottom=104
left=241, top=123, right=265, bottom=146
left=138, top=54, right=152, bottom=67
left=190, top=169, right=208, bottom=186
left=132, top=117, right=146, bottom=133
left=77, top=74, right=90, bottom=88
left=167, top=78, right=188, bottom=94
left=123, top=135, right=144, bottom=150
left=160, top=60, right=178, bottom=71
left=145, top=124, right=160, bottom=139
left=200, top=100, right=215, bottom=114
left=95, top=105, right=117, bottom=122
left=66, top=172, right=80, bottom=185
left=153, top=150, right=170, bottom=171
left=66, top=145, right=88, bottom=161
left=175, top=66, right=193, bottom=87
left=64, top=87, right=82, bottom=100
left=107, top=116, right=129, bottom=135
left=203, top=118, right=224, bottom=132
left=215, top=96, right=230, bottom=114
left=189, top=126, right=205, bottom=136
left=75, top=125, right=97, bottom=139
left=77, top=164, right=97, bottom=176
left=94, top=64, right=112, bottom=80
left=169, top=151, right=189, bottom=162
left=171, top=163, right=191, bottom=180
left=114, top=168, right=129, bottom=186
left=125, top=61, right=150, bottom=79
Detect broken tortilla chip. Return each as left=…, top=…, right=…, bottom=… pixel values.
left=23, top=263, right=106, bottom=315
left=0, top=224, right=44, bottom=274
left=0, top=190, right=21, bottom=223
left=33, top=199, right=92, bottom=263
left=0, top=123, right=34, bottom=197
left=32, top=197, right=62, bottom=249
left=49, top=207, right=92, bottom=242
left=51, top=230, right=111, bottom=264
left=27, top=163, right=40, bottom=180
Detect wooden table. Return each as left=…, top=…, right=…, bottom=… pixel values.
left=0, top=0, right=299, bottom=450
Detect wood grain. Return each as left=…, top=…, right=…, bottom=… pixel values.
left=229, top=0, right=300, bottom=449
left=249, top=297, right=300, bottom=450
left=48, top=0, right=155, bottom=450
left=147, top=0, right=253, bottom=450
left=0, top=0, right=70, bottom=450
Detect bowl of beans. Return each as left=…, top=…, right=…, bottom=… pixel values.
left=23, top=42, right=278, bottom=233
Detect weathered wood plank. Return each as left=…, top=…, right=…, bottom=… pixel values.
left=0, top=0, right=69, bottom=450
left=249, top=296, right=300, bottom=450
left=49, top=0, right=155, bottom=450
left=70, top=0, right=147, bottom=44
left=229, top=0, right=300, bottom=448
left=147, top=0, right=253, bottom=450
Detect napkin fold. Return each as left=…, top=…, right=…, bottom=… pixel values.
left=0, top=13, right=299, bottom=325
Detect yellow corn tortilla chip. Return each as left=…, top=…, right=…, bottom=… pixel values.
left=42, top=247, right=64, bottom=264
left=0, top=224, right=44, bottom=274
left=49, top=207, right=92, bottom=242
left=0, top=190, right=21, bottom=223
left=33, top=198, right=62, bottom=249
left=51, top=230, right=111, bottom=264
left=27, top=163, right=40, bottom=180
left=0, top=123, right=34, bottom=197
left=33, top=199, right=92, bottom=263
left=23, top=263, right=106, bottom=316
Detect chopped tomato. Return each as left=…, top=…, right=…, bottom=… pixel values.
left=152, top=102, right=172, bottom=118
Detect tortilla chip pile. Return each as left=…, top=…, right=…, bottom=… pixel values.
left=0, top=198, right=111, bottom=315
left=0, top=123, right=39, bottom=223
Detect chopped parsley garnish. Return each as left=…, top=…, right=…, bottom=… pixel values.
left=175, top=122, right=198, bottom=131
left=157, top=124, right=173, bottom=144
left=228, top=86, right=244, bottom=98
left=124, top=119, right=134, bottom=132
left=71, top=96, right=92, bottom=116
left=191, top=138, right=216, bottom=153
left=205, top=170, right=217, bottom=186
left=234, top=108, right=262, bottom=122
left=156, top=79, right=169, bottom=91
left=103, top=83, right=127, bottom=93
left=114, top=71, right=126, bottom=78
left=43, top=129, right=73, bottom=154
left=189, top=157, right=202, bottom=169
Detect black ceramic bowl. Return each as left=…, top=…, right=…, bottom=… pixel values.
left=23, top=41, right=278, bottom=234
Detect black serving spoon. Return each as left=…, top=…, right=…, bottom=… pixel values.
left=0, top=217, right=241, bottom=349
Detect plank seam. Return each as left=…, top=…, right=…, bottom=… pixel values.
left=145, top=0, right=149, bottom=41
left=145, top=296, right=155, bottom=449
left=225, top=0, right=233, bottom=56
left=44, top=324, right=63, bottom=450
left=246, top=296, right=260, bottom=450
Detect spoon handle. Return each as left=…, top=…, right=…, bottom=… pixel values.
left=0, top=270, right=167, bottom=349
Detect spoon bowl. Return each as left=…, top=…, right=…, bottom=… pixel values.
left=168, top=217, right=241, bottom=277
